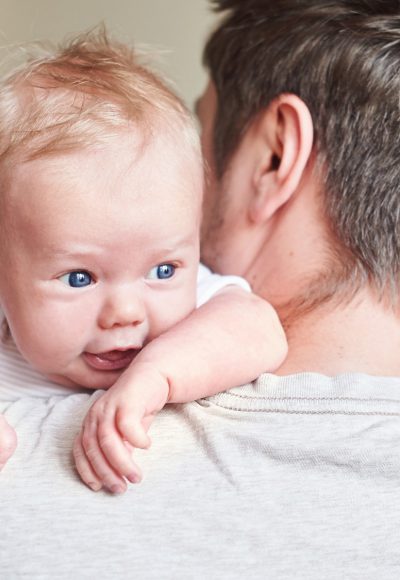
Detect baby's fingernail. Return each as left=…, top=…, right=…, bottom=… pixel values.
left=88, top=482, right=102, bottom=492
left=109, top=484, right=125, bottom=494
left=127, top=472, right=141, bottom=484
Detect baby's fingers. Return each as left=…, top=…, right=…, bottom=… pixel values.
left=0, top=416, right=17, bottom=470
left=73, top=433, right=103, bottom=492
left=79, top=417, right=128, bottom=494
left=97, top=419, right=142, bottom=484
left=115, top=407, right=152, bottom=450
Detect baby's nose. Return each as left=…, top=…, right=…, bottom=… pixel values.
left=98, top=288, right=146, bottom=329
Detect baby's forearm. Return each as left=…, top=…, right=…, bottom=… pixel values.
left=129, top=287, right=287, bottom=403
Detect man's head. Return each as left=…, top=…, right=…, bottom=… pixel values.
left=199, top=0, right=400, bottom=316
left=0, top=30, right=203, bottom=389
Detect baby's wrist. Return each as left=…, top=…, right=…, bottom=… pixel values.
left=124, top=358, right=171, bottom=404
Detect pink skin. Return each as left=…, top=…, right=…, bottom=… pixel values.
left=73, top=360, right=170, bottom=493
left=0, top=416, right=17, bottom=470
left=0, top=131, right=202, bottom=482
left=0, top=132, right=201, bottom=390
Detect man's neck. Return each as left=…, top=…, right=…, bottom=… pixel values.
left=275, top=289, right=400, bottom=376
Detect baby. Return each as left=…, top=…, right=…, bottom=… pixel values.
left=0, top=30, right=287, bottom=494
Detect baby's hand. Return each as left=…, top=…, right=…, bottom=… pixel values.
left=0, top=415, right=17, bottom=470
left=73, top=362, right=170, bottom=494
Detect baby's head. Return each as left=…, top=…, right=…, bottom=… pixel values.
left=0, top=29, right=203, bottom=389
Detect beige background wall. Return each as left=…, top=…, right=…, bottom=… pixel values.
left=0, top=0, right=217, bottom=109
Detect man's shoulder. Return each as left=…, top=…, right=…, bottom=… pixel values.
left=201, top=371, right=400, bottom=412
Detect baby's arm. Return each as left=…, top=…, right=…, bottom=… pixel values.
left=134, top=285, right=287, bottom=401
left=0, top=415, right=17, bottom=470
left=74, top=287, right=287, bottom=493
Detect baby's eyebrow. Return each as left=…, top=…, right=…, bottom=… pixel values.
left=41, top=246, right=102, bottom=259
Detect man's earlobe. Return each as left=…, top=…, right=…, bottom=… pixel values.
left=249, top=94, right=314, bottom=224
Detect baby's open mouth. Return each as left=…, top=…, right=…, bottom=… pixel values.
left=83, top=349, right=139, bottom=371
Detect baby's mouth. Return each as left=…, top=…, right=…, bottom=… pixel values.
left=83, top=349, right=140, bottom=371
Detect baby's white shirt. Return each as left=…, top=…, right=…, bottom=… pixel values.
left=0, top=264, right=250, bottom=400
left=196, top=263, right=250, bottom=306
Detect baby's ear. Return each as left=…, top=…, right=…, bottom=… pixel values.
left=249, top=94, right=314, bottom=224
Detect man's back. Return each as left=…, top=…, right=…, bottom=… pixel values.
left=2, top=371, right=400, bottom=580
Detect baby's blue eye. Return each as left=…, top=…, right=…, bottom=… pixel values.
left=59, top=271, right=93, bottom=288
left=147, top=263, right=176, bottom=280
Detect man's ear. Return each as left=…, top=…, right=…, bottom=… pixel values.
left=249, top=94, right=314, bottom=224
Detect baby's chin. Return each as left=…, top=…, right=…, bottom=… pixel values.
left=44, top=369, right=120, bottom=391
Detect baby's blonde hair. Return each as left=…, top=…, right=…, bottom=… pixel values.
left=0, top=27, right=201, bottom=167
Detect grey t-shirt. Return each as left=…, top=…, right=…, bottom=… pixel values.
left=1, top=372, right=400, bottom=580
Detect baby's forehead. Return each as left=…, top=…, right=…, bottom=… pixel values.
left=1, top=133, right=201, bottom=256
left=3, top=130, right=202, bottom=213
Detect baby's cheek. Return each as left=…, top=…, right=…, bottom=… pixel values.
left=11, top=311, right=78, bottom=373
left=148, top=294, right=196, bottom=341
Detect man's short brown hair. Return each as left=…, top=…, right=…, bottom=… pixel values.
left=204, top=0, right=400, bottom=301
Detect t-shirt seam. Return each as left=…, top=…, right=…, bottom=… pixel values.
left=220, top=394, right=400, bottom=404
left=206, top=403, right=400, bottom=417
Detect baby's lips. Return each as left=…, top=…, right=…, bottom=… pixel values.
left=96, top=349, right=136, bottom=362
left=83, top=349, right=140, bottom=371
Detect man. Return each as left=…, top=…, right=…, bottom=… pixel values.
left=199, top=0, right=400, bottom=377
left=1, top=1, right=400, bottom=579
